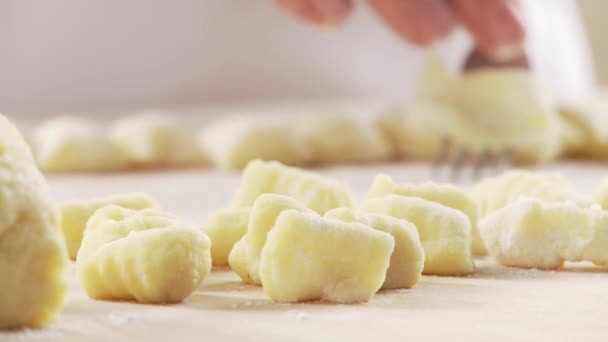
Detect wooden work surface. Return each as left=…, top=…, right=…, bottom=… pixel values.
left=3, top=162, right=608, bottom=342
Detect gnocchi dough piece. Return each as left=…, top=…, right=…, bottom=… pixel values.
left=204, top=208, right=250, bottom=266
left=480, top=198, right=608, bottom=269
left=593, top=176, right=608, bottom=210
left=473, top=170, right=583, bottom=217
left=200, top=114, right=313, bottom=170
left=365, top=195, right=474, bottom=275
left=233, top=160, right=353, bottom=214
left=58, top=193, right=159, bottom=260
left=229, top=194, right=312, bottom=285
left=367, top=174, right=486, bottom=255
left=557, top=98, right=608, bottom=158
left=259, top=210, right=394, bottom=303
left=300, top=115, right=393, bottom=164
left=31, top=116, right=128, bottom=172
left=324, top=208, right=424, bottom=289
left=0, top=115, right=67, bottom=328
left=77, top=206, right=211, bottom=303
left=111, top=112, right=203, bottom=167
left=384, top=56, right=560, bottom=163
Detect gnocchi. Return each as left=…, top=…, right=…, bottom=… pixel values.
left=365, top=195, right=474, bottom=275
left=480, top=198, right=608, bottom=269
left=593, top=176, right=608, bottom=210
left=259, top=210, right=394, bottom=303
left=324, top=208, right=424, bottom=289
left=367, top=174, right=486, bottom=255
left=58, top=192, right=159, bottom=260
left=204, top=208, right=250, bottom=266
left=0, top=115, right=68, bottom=328
left=229, top=194, right=312, bottom=285
left=233, top=160, right=353, bottom=214
left=30, top=116, right=127, bottom=172
left=77, top=206, right=211, bottom=303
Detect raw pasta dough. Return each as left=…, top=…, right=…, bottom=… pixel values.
left=0, top=115, right=67, bottom=328
left=365, top=195, right=474, bottom=275
left=324, top=208, right=424, bottom=289
left=31, top=116, right=127, bottom=172
left=229, top=194, right=312, bottom=285
left=233, top=160, right=352, bottom=214
left=58, top=193, right=159, bottom=260
left=259, top=210, right=394, bottom=303
left=111, top=112, right=203, bottom=167
left=77, top=206, right=211, bottom=303
left=204, top=208, right=250, bottom=266
left=557, top=98, right=608, bottom=158
left=480, top=198, right=608, bottom=269
left=367, top=174, right=486, bottom=255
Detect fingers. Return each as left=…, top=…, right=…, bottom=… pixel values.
left=274, top=0, right=354, bottom=26
left=448, top=0, right=525, bottom=59
left=368, top=0, right=456, bottom=45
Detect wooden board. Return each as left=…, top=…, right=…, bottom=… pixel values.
left=3, top=162, right=608, bottom=341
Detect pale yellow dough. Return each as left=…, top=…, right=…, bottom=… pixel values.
left=77, top=206, right=211, bottom=303
left=233, top=160, right=353, bottom=214
left=324, top=208, right=424, bottom=289
left=31, top=116, right=128, bottom=172
left=367, top=174, right=485, bottom=255
left=229, top=194, right=312, bottom=285
left=594, top=176, right=608, bottom=210
left=480, top=198, right=608, bottom=269
left=557, top=98, right=608, bottom=158
left=200, top=114, right=313, bottom=170
left=204, top=208, right=250, bottom=266
left=473, top=170, right=584, bottom=217
left=111, top=112, right=203, bottom=167
left=0, top=114, right=68, bottom=328
left=58, top=192, right=159, bottom=260
left=381, top=56, right=560, bottom=163
left=365, top=195, right=474, bottom=275
left=259, top=210, right=394, bottom=303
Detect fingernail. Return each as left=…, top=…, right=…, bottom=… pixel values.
left=312, top=0, right=351, bottom=23
left=493, top=43, right=525, bottom=62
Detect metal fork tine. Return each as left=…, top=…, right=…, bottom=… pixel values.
left=431, top=136, right=452, bottom=180
left=473, top=148, right=492, bottom=179
left=497, top=147, right=514, bottom=172
left=449, top=147, right=470, bottom=182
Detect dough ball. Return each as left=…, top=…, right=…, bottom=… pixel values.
left=367, top=174, right=486, bottom=255
left=473, top=170, right=584, bottom=217
left=233, top=160, right=353, bottom=214
left=57, top=193, right=159, bottom=260
left=111, top=112, right=203, bottom=167
left=259, top=210, right=394, bottom=303
left=0, top=115, right=68, bottom=328
left=204, top=208, right=250, bottom=267
left=229, top=194, right=312, bottom=285
left=31, top=116, right=128, bottom=172
left=365, top=195, right=474, bottom=276
left=77, top=206, right=211, bottom=303
left=324, top=208, right=424, bottom=289
left=480, top=198, right=608, bottom=269
left=557, top=98, right=608, bottom=158
left=200, top=114, right=313, bottom=170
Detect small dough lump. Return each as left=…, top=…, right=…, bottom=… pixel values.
left=259, top=210, right=394, bottom=303
left=77, top=206, right=211, bottom=303
left=1, top=114, right=68, bottom=328
left=58, top=192, right=159, bottom=260
left=229, top=194, right=312, bottom=285
left=324, top=208, right=424, bottom=289
left=365, top=195, right=474, bottom=275
left=204, top=208, right=250, bottom=266
left=233, top=160, right=353, bottom=214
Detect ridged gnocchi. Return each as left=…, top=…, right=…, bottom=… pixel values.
left=77, top=206, right=211, bottom=303
left=480, top=198, right=608, bottom=269
left=324, top=208, right=424, bottom=289
left=259, top=210, right=394, bottom=303
left=30, top=116, right=128, bottom=172
left=365, top=195, right=474, bottom=275
left=367, top=174, right=485, bottom=255
left=229, top=194, right=312, bottom=285
left=233, top=160, right=353, bottom=214
left=473, top=170, right=583, bottom=217
left=1, top=115, right=68, bottom=328
left=204, top=208, right=250, bottom=266
left=58, top=192, right=159, bottom=260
